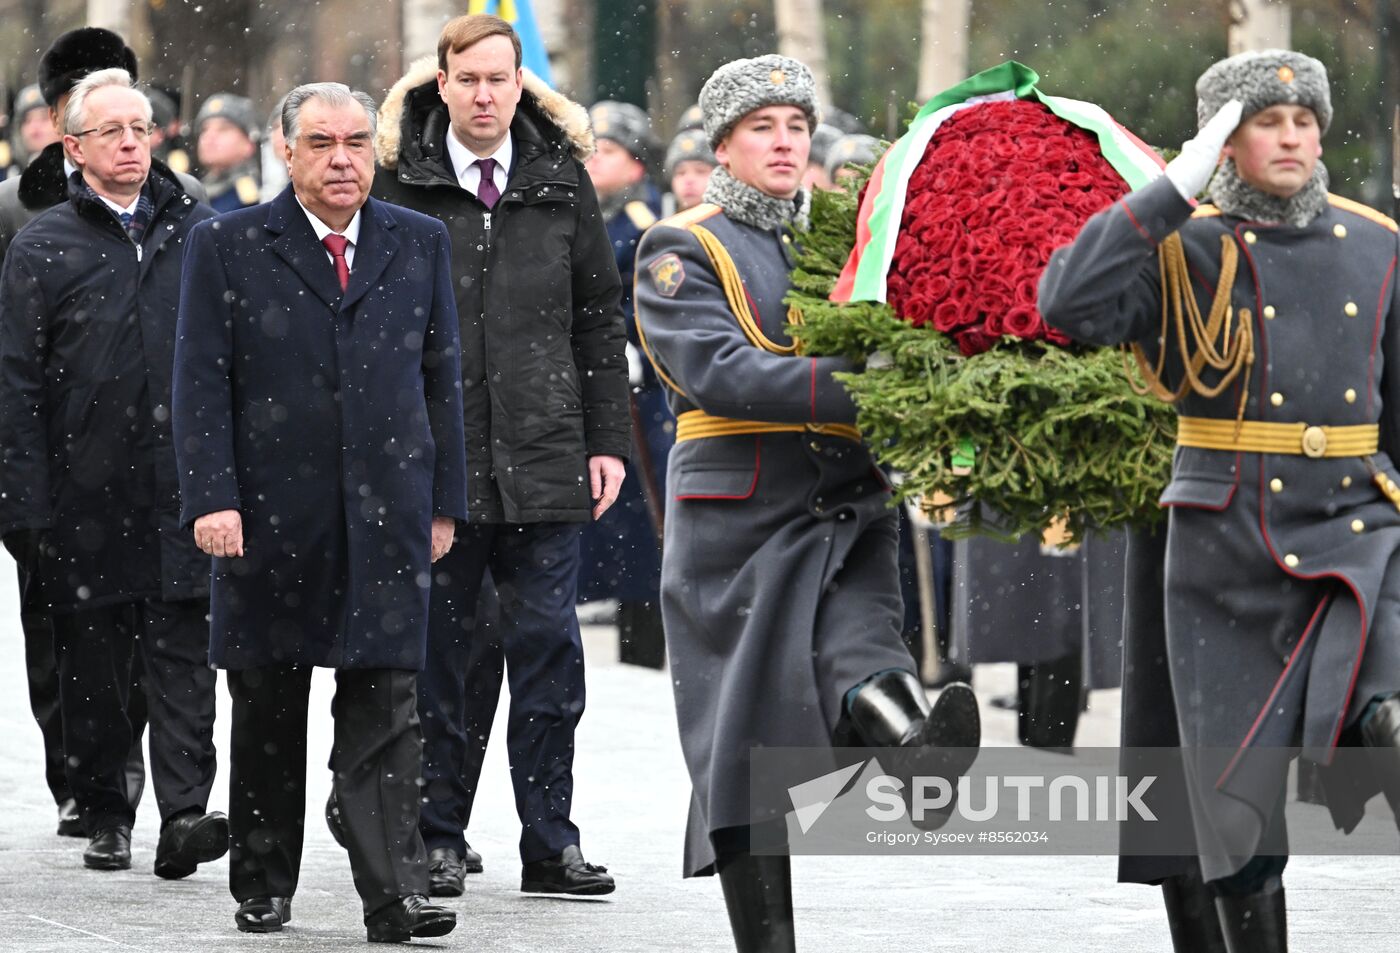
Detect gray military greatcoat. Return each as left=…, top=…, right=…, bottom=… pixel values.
left=635, top=202, right=915, bottom=878
left=1040, top=174, right=1400, bottom=880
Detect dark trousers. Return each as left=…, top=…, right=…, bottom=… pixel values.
left=419, top=522, right=586, bottom=863
left=227, top=666, right=427, bottom=916
left=50, top=598, right=215, bottom=833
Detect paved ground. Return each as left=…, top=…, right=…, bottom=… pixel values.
left=0, top=577, right=1395, bottom=951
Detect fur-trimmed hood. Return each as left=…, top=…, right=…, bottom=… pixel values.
left=376, top=55, right=594, bottom=170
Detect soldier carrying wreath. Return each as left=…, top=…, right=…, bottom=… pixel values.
left=1040, top=49, right=1400, bottom=953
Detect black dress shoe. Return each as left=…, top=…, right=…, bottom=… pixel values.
left=521, top=844, right=615, bottom=896
left=365, top=895, right=456, bottom=943
left=235, top=897, right=292, bottom=933
left=56, top=798, right=84, bottom=838
left=428, top=847, right=465, bottom=897
left=83, top=826, right=132, bottom=870
left=154, top=810, right=230, bottom=879
left=462, top=841, right=483, bottom=874
left=325, top=789, right=348, bottom=849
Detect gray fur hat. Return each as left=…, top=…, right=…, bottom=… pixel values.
left=1196, top=49, right=1331, bottom=134
left=196, top=92, right=259, bottom=142
left=808, top=122, right=843, bottom=170
left=589, top=100, right=656, bottom=163
left=824, top=133, right=881, bottom=181
left=699, top=54, right=819, bottom=149
left=675, top=102, right=704, bottom=133
left=664, top=128, right=716, bottom=177
left=13, top=84, right=47, bottom=121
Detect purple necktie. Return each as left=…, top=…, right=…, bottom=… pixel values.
left=475, top=157, right=500, bottom=210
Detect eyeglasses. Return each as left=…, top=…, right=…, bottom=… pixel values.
left=73, top=121, right=155, bottom=142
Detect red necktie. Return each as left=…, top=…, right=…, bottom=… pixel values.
left=475, top=157, right=500, bottom=210
left=322, top=233, right=350, bottom=292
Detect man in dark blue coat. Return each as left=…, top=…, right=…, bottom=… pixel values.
left=0, top=68, right=226, bottom=878
left=173, top=82, right=468, bottom=941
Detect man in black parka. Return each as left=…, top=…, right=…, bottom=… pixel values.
left=0, top=69, right=224, bottom=877
left=372, top=13, right=629, bottom=896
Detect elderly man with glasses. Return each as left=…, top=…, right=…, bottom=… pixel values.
left=0, top=67, right=225, bottom=877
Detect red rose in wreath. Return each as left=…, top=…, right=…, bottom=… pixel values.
left=885, top=99, right=1132, bottom=354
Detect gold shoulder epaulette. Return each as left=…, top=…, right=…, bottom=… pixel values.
left=656, top=202, right=721, bottom=232
left=0, top=142, right=11, bottom=167
left=166, top=148, right=190, bottom=174
left=1191, top=203, right=1222, bottom=218
left=236, top=175, right=261, bottom=205
left=625, top=200, right=657, bottom=230
left=1328, top=193, right=1398, bottom=233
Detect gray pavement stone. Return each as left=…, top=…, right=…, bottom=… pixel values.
left=0, top=575, right=1394, bottom=951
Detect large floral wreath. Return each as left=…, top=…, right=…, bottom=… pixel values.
left=789, top=62, right=1176, bottom=540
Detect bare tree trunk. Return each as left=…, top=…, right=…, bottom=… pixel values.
left=774, top=0, right=831, bottom=109
left=557, top=0, right=595, bottom=100
left=87, top=0, right=132, bottom=40
left=1227, top=0, right=1291, bottom=54
left=403, top=0, right=457, bottom=64
left=917, top=0, right=971, bottom=103
left=651, top=0, right=691, bottom=136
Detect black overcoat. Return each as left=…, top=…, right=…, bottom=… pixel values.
left=0, top=167, right=214, bottom=611
left=173, top=187, right=469, bottom=671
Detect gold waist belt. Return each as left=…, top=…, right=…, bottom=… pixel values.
left=675, top=409, right=861, bottom=444
left=1176, top=417, right=1379, bottom=458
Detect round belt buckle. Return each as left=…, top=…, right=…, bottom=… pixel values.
left=1301, top=425, right=1327, bottom=458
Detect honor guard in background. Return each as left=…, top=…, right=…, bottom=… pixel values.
left=578, top=99, right=671, bottom=666
left=5, top=85, right=56, bottom=179
left=675, top=101, right=704, bottom=133
left=801, top=121, right=842, bottom=191
left=635, top=55, right=981, bottom=953
left=1041, top=49, right=1400, bottom=952
left=664, top=127, right=716, bottom=214
left=824, top=132, right=879, bottom=188
left=144, top=86, right=190, bottom=174
left=194, top=93, right=260, bottom=213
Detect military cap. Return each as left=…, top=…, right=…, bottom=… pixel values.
left=808, top=122, right=843, bottom=171
left=664, top=129, right=717, bottom=178
left=675, top=102, right=704, bottom=133
left=699, top=54, right=819, bottom=149
left=144, top=87, right=177, bottom=129
left=13, top=84, right=47, bottom=121
left=39, top=27, right=138, bottom=106
left=1196, top=49, right=1331, bottom=134
left=824, top=133, right=881, bottom=181
left=589, top=100, right=656, bottom=163
left=196, top=93, right=259, bottom=142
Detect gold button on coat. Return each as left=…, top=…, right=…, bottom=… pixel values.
left=1345, top=302, right=1359, bottom=317
left=1263, top=305, right=1276, bottom=319
left=1244, top=231, right=1257, bottom=244
left=1284, top=554, right=1299, bottom=568
left=1352, top=519, right=1366, bottom=533
left=1345, top=388, right=1357, bottom=404
left=1334, top=224, right=1348, bottom=238
left=1270, top=478, right=1283, bottom=493
left=1270, top=392, right=1284, bottom=407
left=1342, top=475, right=1353, bottom=488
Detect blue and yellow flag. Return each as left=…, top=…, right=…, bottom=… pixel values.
left=467, top=0, right=553, bottom=86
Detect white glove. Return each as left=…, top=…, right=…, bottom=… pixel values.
left=1164, top=99, right=1244, bottom=201
left=625, top=342, right=644, bottom=387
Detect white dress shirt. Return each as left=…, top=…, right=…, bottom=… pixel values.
left=296, top=195, right=362, bottom=271
left=445, top=127, right=512, bottom=200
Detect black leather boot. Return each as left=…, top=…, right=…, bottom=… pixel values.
left=1360, top=691, right=1400, bottom=822
left=717, top=852, right=795, bottom=953
left=1161, top=869, right=1227, bottom=953
left=846, top=670, right=980, bottom=829
left=1214, top=885, right=1287, bottom=953
left=1016, top=652, right=1083, bottom=750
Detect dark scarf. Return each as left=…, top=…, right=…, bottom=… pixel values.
left=702, top=165, right=809, bottom=231
left=1207, top=158, right=1330, bottom=228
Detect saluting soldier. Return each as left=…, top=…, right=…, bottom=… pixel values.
left=1040, top=50, right=1400, bottom=951
left=634, top=55, right=980, bottom=953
